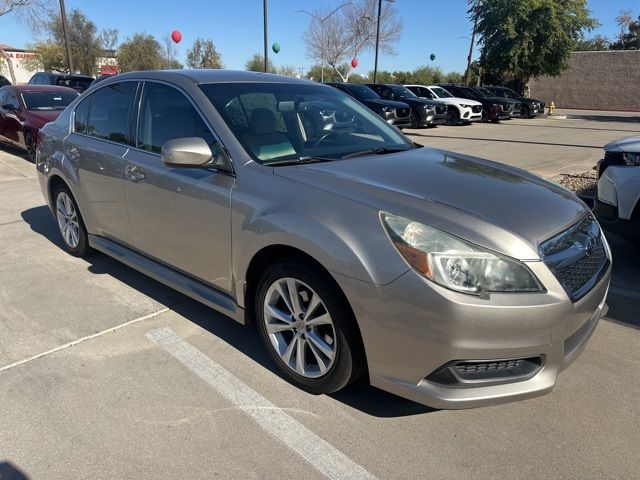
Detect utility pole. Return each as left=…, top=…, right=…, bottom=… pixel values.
left=373, top=0, right=394, bottom=84
left=59, top=0, right=74, bottom=73
left=263, top=0, right=268, bottom=73
left=464, top=0, right=480, bottom=85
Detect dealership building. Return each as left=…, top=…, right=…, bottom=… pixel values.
left=0, top=43, right=118, bottom=83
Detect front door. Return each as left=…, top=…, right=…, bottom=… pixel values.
left=0, top=90, right=22, bottom=145
left=123, top=81, right=234, bottom=293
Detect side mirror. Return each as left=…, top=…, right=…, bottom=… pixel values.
left=2, top=103, right=15, bottom=111
left=161, top=137, right=214, bottom=167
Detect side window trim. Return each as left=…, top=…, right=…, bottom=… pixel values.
left=132, top=80, right=233, bottom=173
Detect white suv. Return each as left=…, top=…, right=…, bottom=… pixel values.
left=405, top=85, right=483, bottom=125
left=594, top=135, right=640, bottom=245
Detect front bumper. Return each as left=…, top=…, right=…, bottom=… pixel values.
left=460, top=107, right=482, bottom=123
left=335, top=258, right=611, bottom=409
left=420, top=111, right=447, bottom=126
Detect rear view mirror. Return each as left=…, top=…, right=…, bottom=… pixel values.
left=161, top=137, right=213, bottom=167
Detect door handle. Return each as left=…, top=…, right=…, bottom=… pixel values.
left=67, top=146, right=80, bottom=160
left=124, top=164, right=145, bottom=183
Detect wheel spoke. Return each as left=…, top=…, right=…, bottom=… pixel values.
left=64, top=224, right=73, bottom=245
left=280, top=336, right=297, bottom=364
left=302, top=292, right=321, bottom=322
left=69, top=224, right=79, bottom=246
left=286, top=278, right=303, bottom=316
left=295, top=337, right=306, bottom=375
left=307, top=331, right=335, bottom=361
left=305, top=313, right=332, bottom=328
left=265, top=303, right=292, bottom=324
left=266, top=322, right=294, bottom=334
left=307, top=339, right=328, bottom=374
left=275, top=281, right=294, bottom=315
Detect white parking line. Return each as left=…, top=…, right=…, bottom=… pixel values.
left=147, top=327, right=377, bottom=480
left=0, top=306, right=173, bottom=373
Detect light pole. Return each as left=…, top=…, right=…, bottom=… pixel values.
left=59, top=0, right=74, bottom=73
left=373, top=0, right=394, bottom=84
left=263, top=0, right=268, bottom=73
left=465, top=0, right=481, bottom=85
left=296, top=2, right=353, bottom=83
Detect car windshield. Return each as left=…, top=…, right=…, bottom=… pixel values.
left=460, top=87, right=480, bottom=98
left=388, top=85, right=417, bottom=99
left=21, top=91, right=78, bottom=110
left=55, top=77, right=93, bottom=90
left=346, top=84, right=379, bottom=101
left=431, top=87, right=453, bottom=98
left=200, top=82, right=412, bottom=165
left=501, top=88, right=520, bottom=98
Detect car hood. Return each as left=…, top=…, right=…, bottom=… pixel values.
left=485, top=96, right=521, bottom=105
left=274, top=148, right=588, bottom=260
left=24, top=109, right=62, bottom=128
left=439, top=97, right=482, bottom=106
left=604, top=135, right=640, bottom=153
left=399, top=97, right=444, bottom=107
left=365, top=99, right=410, bottom=109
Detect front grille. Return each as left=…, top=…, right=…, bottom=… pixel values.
left=454, top=359, right=523, bottom=375
left=396, top=107, right=410, bottom=118
left=501, top=104, right=512, bottom=113
left=472, top=105, right=482, bottom=113
left=512, top=103, right=521, bottom=113
left=435, top=105, right=447, bottom=115
left=540, top=214, right=609, bottom=302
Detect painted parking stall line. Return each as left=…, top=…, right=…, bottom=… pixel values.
left=147, top=327, right=377, bottom=480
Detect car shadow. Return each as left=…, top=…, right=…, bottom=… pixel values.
left=20, top=205, right=434, bottom=418
left=565, top=113, right=640, bottom=124
left=603, top=233, right=640, bottom=330
left=0, top=461, right=30, bottom=480
left=0, top=143, right=32, bottom=163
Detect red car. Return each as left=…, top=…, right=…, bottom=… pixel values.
left=0, top=84, right=78, bottom=161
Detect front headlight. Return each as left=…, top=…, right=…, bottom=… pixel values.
left=381, top=106, right=394, bottom=113
left=423, top=105, right=434, bottom=111
left=459, top=104, right=472, bottom=108
left=623, top=152, right=640, bottom=166
left=380, top=212, right=543, bottom=295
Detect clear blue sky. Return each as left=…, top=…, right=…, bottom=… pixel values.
left=1, top=0, right=635, bottom=74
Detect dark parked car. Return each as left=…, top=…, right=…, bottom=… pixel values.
left=439, top=84, right=521, bottom=122
left=366, top=84, right=447, bottom=128
left=0, top=84, right=78, bottom=160
left=28, top=72, right=94, bottom=93
left=0, top=75, right=11, bottom=87
left=483, top=86, right=546, bottom=118
left=325, top=82, right=412, bottom=128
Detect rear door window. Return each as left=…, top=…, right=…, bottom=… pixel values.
left=86, top=82, right=137, bottom=144
left=74, top=95, right=92, bottom=134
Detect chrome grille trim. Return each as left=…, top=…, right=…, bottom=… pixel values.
left=540, top=214, right=610, bottom=302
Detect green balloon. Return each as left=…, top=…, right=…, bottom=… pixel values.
left=430, top=53, right=436, bottom=61
left=272, top=42, right=281, bottom=54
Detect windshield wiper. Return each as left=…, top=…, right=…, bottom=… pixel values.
left=341, top=145, right=417, bottom=159
left=263, top=156, right=334, bottom=166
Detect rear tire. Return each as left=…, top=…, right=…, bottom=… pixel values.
left=53, top=185, right=92, bottom=257
left=255, top=258, right=366, bottom=395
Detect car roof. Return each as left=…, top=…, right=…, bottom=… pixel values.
left=108, top=69, right=314, bottom=85
left=8, top=85, right=79, bottom=93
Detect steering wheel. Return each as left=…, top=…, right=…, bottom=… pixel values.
left=313, top=131, right=341, bottom=148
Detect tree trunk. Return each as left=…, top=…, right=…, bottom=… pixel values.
left=0, top=47, right=17, bottom=84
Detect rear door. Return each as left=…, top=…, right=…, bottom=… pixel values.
left=65, top=81, right=138, bottom=240
left=123, top=81, right=234, bottom=292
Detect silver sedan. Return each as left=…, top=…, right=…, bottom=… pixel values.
left=36, top=70, right=610, bottom=409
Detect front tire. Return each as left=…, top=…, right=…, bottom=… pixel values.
left=53, top=186, right=91, bottom=257
left=446, top=107, right=460, bottom=126
left=521, top=105, right=530, bottom=118
left=24, top=131, right=36, bottom=163
left=255, top=258, right=365, bottom=394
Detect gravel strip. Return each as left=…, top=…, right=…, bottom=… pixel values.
left=556, top=170, right=597, bottom=197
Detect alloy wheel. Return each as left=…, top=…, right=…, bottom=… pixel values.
left=263, top=277, right=337, bottom=378
left=56, top=192, right=80, bottom=248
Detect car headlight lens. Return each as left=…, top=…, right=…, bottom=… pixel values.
left=460, top=104, right=473, bottom=108
left=623, top=152, right=640, bottom=166
left=381, top=106, right=394, bottom=113
left=380, top=212, right=543, bottom=295
left=423, top=105, right=434, bottom=111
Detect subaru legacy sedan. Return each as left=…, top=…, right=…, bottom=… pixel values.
left=36, top=70, right=610, bottom=409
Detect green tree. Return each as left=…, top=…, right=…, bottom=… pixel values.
left=186, top=38, right=223, bottom=69
left=245, top=53, right=276, bottom=73
left=610, top=12, right=639, bottom=50
left=575, top=35, right=610, bottom=51
left=470, top=0, right=598, bottom=86
left=21, top=40, right=67, bottom=72
left=49, top=8, right=102, bottom=74
left=117, top=33, right=164, bottom=72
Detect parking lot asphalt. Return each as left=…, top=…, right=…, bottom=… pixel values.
left=1, top=111, right=639, bottom=480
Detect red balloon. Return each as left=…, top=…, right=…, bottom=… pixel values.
left=351, top=58, right=358, bottom=68
left=171, top=30, right=182, bottom=43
